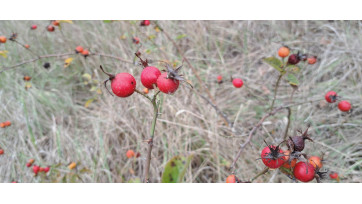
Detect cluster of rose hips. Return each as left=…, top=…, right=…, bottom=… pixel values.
left=0, top=121, right=11, bottom=128
left=227, top=126, right=330, bottom=183
left=278, top=46, right=317, bottom=65
left=216, top=75, right=244, bottom=88
left=26, top=159, right=50, bottom=176
left=75, top=45, right=90, bottom=58
left=325, top=91, right=351, bottom=112
left=126, top=150, right=141, bottom=159
left=99, top=53, right=189, bottom=97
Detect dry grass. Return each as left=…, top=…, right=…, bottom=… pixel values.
left=0, top=20, right=361, bottom=183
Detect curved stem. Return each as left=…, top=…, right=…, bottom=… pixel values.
left=250, top=167, right=269, bottom=182
left=283, top=107, right=292, bottom=141
left=270, top=73, right=283, bottom=111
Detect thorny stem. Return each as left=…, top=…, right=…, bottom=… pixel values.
left=135, top=90, right=161, bottom=183
left=250, top=167, right=269, bottom=182
left=283, top=107, right=292, bottom=140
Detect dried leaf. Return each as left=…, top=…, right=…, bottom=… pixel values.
left=64, top=57, right=73, bottom=68
left=0, top=50, right=8, bottom=58
left=59, top=20, right=73, bottom=24
left=85, top=98, right=95, bottom=108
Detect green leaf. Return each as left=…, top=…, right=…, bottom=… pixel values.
left=287, top=73, right=299, bottom=86
left=286, top=64, right=300, bottom=73
left=176, top=34, right=187, bottom=40
left=263, top=57, right=284, bottom=73
left=161, top=154, right=193, bottom=183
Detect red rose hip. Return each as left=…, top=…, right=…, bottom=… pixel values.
left=156, top=72, right=180, bottom=94
left=232, top=78, right=243, bottom=88
left=141, top=66, right=161, bottom=89
left=338, top=100, right=351, bottom=112
left=293, top=162, right=315, bottom=182
left=261, top=143, right=285, bottom=169
left=99, top=66, right=136, bottom=97
left=325, top=91, right=337, bottom=103
left=31, top=25, right=37, bottom=30
left=226, top=175, right=238, bottom=183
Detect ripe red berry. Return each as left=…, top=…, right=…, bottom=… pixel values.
left=217, top=75, right=223, bottom=83
left=140, top=20, right=150, bottom=26
left=232, top=78, right=243, bottom=88
left=31, top=25, right=37, bottom=30
left=307, top=56, right=317, bottom=64
left=226, top=175, right=238, bottom=183
left=278, top=46, right=290, bottom=58
left=75, top=46, right=84, bottom=54
left=261, top=141, right=285, bottom=169
left=0, top=149, right=4, bottom=155
left=141, top=66, right=161, bottom=89
left=338, top=100, right=351, bottom=112
left=133, top=37, right=140, bottom=44
left=293, top=162, right=315, bottom=182
left=44, top=166, right=50, bottom=173
left=33, top=165, right=40, bottom=175
left=47, top=25, right=55, bottom=32
left=329, top=172, right=338, bottom=179
left=126, top=150, right=135, bottom=158
left=325, top=91, right=337, bottom=103
left=110, top=73, right=136, bottom=97
left=156, top=72, right=180, bottom=94
left=287, top=54, right=300, bottom=65
left=26, top=162, right=31, bottom=167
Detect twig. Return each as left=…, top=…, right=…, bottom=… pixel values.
left=269, top=73, right=283, bottom=111
left=283, top=107, right=291, bottom=140
left=250, top=167, right=269, bottom=182
left=91, top=53, right=133, bottom=64
left=154, top=21, right=230, bottom=127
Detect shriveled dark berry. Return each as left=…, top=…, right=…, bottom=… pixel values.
left=287, top=125, right=313, bottom=152
left=43, top=62, right=51, bottom=69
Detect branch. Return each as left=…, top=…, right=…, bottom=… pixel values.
left=283, top=107, right=292, bottom=140
left=250, top=167, right=269, bottom=182
left=91, top=53, right=133, bottom=64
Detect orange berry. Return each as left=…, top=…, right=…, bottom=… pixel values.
left=24, top=44, right=30, bottom=49
left=308, top=156, right=322, bottom=169
left=75, top=46, right=84, bottom=54
left=23, top=76, right=31, bottom=81
left=307, top=56, right=317, bottom=64
left=39, top=167, right=45, bottom=172
left=3, top=121, right=11, bottom=127
left=278, top=46, right=290, bottom=58
left=68, top=162, right=77, bottom=170
left=126, top=150, right=135, bottom=158
left=28, top=159, right=35, bottom=164
left=0, top=36, right=7, bottom=43
left=226, top=174, right=237, bottom=183
left=81, top=49, right=89, bottom=57
left=282, top=150, right=297, bottom=169
left=0, top=123, right=5, bottom=128
left=143, top=88, right=149, bottom=94
left=0, top=149, right=4, bottom=155
left=52, top=20, right=60, bottom=26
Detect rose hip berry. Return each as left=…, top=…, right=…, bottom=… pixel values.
left=33, top=165, right=40, bottom=175
left=308, top=156, right=323, bottom=169
left=325, top=91, right=337, bottom=103
left=133, top=37, right=140, bottom=44
left=31, top=25, right=37, bottom=30
left=282, top=150, right=297, bottom=169
left=47, top=25, right=55, bottom=32
left=0, top=36, right=7, bottom=43
left=157, top=72, right=180, bottom=94
left=261, top=140, right=285, bottom=169
left=126, top=150, right=135, bottom=158
left=0, top=149, right=4, bottom=155
left=338, top=100, right=351, bottom=112
left=75, top=46, right=84, bottom=54
left=278, top=46, right=290, bottom=58
left=329, top=172, right=338, bottom=179
left=140, top=20, right=150, bottom=26
left=52, top=20, right=60, bottom=26
left=293, top=162, right=315, bottom=182
left=217, top=75, right=223, bottom=84
left=44, top=166, right=50, bottom=173
left=99, top=66, right=136, bottom=97
left=307, top=56, right=317, bottom=64
left=226, top=174, right=239, bottom=183
left=286, top=125, right=313, bottom=153
left=141, top=66, right=161, bottom=89
left=143, top=88, right=149, bottom=94
left=232, top=78, right=243, bottom=88
left=81, top=49, right=89, bottom=58
left=287, top=54, right=300, bottom=65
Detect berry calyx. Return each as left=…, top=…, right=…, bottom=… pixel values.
left=31, top=25, right=37, bottom=30
left=140, top=20, right=150, bottom=26
left=308, top=156, right=323, bottom=169
left=126, top=150, right=135, bottom=158
left=325, top=91, right=337, bottom=103
left=47, top=25, right=55, bottom=32
left=75, top=46, right=84, bottom=54
left=157, top=72, right=180, bottom=94
left=338, top=100, right=351, bottom=112
left=293, top=162, right=315, bottom=182
left=278, top=46, right=290, bottom=58
left=286, top=125, right=313, bottom=152
left=307, top=56, right=317, bottom=64
left=226, top=174, right=240, bottom=183
left=232, top=78, right=243, bottom=88
left=0, top=36, right=7, bottom=43
left=141, top=66, right=161, bottom=89
left=261, top=140, right=286, bottom=169
left=99, top=65, right=136, bottom=97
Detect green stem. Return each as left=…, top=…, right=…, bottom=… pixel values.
left=250, top=167, right=269, bottom=182
left=270, top=73, right=283, bottom=111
